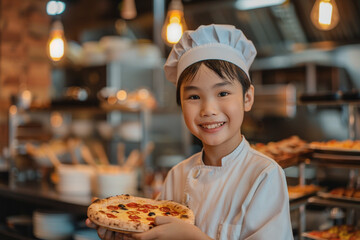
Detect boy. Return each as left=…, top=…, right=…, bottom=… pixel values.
left=87, top=24, right=293, bottom=240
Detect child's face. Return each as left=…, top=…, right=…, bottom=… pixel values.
left=180, top=64, right=254, bottom=149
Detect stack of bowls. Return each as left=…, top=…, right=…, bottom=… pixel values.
left=33, top=210, right=74, bottom=240
left=56, top=164, right=95, bottom=196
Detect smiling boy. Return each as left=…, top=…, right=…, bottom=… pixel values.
left=87, top=24, right=293, bottom=240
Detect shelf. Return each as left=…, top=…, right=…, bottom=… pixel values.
left=298, top=96, right=360, bottom=106
left=0, top=183, right=90, bottom=215
left=0, top=226, right=36, bottom=240
left=289, top=196, right=308, bottom=211
left=307, top=196, right=360, bottom=210
left=308, top=159, right=360, bottom=169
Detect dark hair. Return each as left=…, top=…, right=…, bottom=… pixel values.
left=176, top=60, right=251, bottom=105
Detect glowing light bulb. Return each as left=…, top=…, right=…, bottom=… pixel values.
left=51, top=112, right=63, bottom=127
left=9, top=105, right=17, bottom=115
left=311, top=0, right=339, bottom=31
left=46, top=1, right=66, bottom=16
left=48, top=20, right=66, bottom=62
left=116, top=90, right=127, bottom=101
left=162, top=0, right=187, bottom=46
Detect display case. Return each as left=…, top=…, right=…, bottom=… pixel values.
left=298, top=97, right=360, bottom=240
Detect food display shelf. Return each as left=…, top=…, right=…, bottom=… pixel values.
left=309, top=159, right=360, bottom=169
left=307, top=196, right=360, bottom=210
left=308, top=147, right=360, bottom=167
left=298, top=99, right=360, bottom=106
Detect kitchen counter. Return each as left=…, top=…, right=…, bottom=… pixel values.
left=0, top=182, right=90, bottom=215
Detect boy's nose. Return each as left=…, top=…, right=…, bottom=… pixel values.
left=200, top=100, right=217, bottom=117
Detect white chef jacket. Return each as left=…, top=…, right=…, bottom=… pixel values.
left=159, top=137, right=293, bottom=240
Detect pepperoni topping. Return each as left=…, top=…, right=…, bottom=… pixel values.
left=146, top=217, right=155, bottom=221
left=128, top=215, right=141, bottom=220
left=126, top=211, right=140, bottom=215
left=170, top=211, right=179, bottom=216
left=126, top=202, right=140, bottom=208
left=159, top=207, right=171, bottom=212
left=137, top=208, right=150, bottom=213
left=107, top=205, right=120, bottom=211
left=130, top=219, right=140, bottom=223
left=106, top=213, right=117, bottom=218
left=142, top=204, right=158, bottom=209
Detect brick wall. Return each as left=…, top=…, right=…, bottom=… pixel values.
left=0, top=0, right=51, bottom=152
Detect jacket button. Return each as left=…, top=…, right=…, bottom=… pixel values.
left=193, top=169, right=201, bottom=179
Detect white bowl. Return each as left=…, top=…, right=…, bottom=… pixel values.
left=96, top=121, right=114, bottom=140
left=71, top=120, right=94, bottom=138
left=96, top=166, right=137, bottom=197
left=117, top=121, right=142, bottom=142
left=56, top=164, right=95, bottom=196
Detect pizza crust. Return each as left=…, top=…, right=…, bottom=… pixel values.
left=87, top=194, right=195, bottom=233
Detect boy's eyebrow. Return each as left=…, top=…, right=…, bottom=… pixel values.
left=183, top=85, right=199, bottom=92
left=183, top=81, right=232, bottom=92
left=213, top=81, right=231, bottom=88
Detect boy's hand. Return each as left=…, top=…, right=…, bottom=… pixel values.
left=85, top=218, right=134, bottom=240
left=131, top=216, right=211, bottom=240
left=86, top=197, right=133, bottom=240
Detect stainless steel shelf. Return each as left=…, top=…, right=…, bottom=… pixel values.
left=307, top=196, right=360, bottom=210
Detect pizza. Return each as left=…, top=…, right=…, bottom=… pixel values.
left=87, top=194, right=195, bottom=233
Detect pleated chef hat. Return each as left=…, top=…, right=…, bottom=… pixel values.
left=164, top=24, right=257, bottom=86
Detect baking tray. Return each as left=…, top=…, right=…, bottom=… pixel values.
left=302, top=232, right=327, bottom=240
left=309, top=146, right=360, bottom=162
left=309, top=145, right=360, bottom=154
left=317, top=191, right=360, bottom=203
left=289, top=191, right=318, bottom=201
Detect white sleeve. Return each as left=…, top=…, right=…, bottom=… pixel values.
left=157, top=168, right=176, bottom=201
left=240, top=165, right=294, bottom=240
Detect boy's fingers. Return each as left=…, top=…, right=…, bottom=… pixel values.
left=85, top=218, right=97, bottom=229
left=104, top=229, right=114, bottom=240
left=132, top=230, right=158, bottom=240
left=98, top=227, right=107, bottom=238
left=155, top=216, right=175, bottom=225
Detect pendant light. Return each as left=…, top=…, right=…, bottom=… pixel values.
left=47, top=20, right=66, bottom=62
left=161, top=0, right=187, bottom=46
left=121, top=0, right=137, bottom=20
left=310, top=0, right=339, bottom=31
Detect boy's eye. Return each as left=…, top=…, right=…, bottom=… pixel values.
left=189, top=95, right=200, bottom=100
left=218, top=92, right=229, bottom=97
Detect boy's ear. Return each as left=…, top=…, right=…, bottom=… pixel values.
left=244, top=85, right=254, bottom=112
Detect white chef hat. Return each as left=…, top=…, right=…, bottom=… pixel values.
left=164, top=24, right=257, bottom=86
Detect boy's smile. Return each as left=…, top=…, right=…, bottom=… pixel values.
left=180, top=64, right=254, bottom=165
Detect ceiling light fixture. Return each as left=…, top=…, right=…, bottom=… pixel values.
left=310, top=0, right=339, bottom=31
left=47, top=20, right=66, bottom=62
left=121, top=0, right=137, bottom=20
left=235, top=0, right=286, bottom=10
left=46, top=0, right=66, bottom=16
left=161, top=0, right=187, bottom=46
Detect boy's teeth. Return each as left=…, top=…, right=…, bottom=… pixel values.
left=202, top=122, right=224, bottom=129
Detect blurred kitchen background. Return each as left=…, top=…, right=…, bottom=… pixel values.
left=0, top=0, right=360, bottom=239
